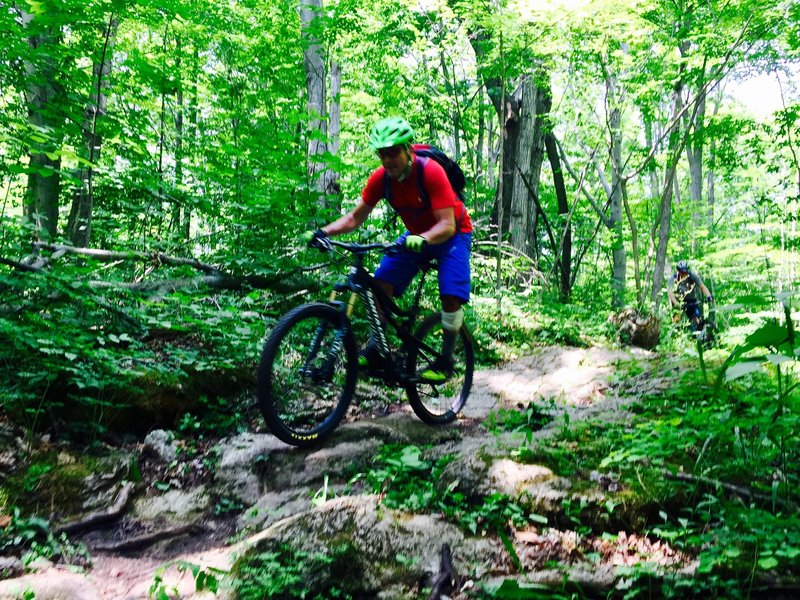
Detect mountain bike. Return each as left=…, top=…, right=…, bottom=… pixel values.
left=257, top=239, right=475, bottom=447
left=684, top=298, right=716, bottom=347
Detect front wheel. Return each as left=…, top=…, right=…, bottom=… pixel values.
left=405, top=314, right=474, bottom=425
left=257, top=303, right=358, bottom=447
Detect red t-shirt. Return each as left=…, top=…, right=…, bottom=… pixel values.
left=361, top=155, right=473, bottom=235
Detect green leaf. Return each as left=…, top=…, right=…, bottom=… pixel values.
left=746, top=322, right=788, bottom=348
left=529, top=513, right=548, bottom=524
left=725, top=360, right=764, bottom=381
left=766, top=353, right=793, bottom=366
left=399, top=446, right=427, bottom=470
left=24, top=0, right=46, bottom=15
left=696, top=554, right=717, bottom=574
left=758, top=556, right=779, bottom=570
left=485, top=579, right=552, bottom=598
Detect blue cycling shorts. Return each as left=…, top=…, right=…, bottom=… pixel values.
left=374, top=231, right=472, bottom=304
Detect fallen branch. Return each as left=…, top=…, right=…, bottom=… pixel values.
left=87, top=272, right=323, bottom=296
left=55, top=481, right=136, bottom=535
left=32, top=242, right=221, bottom=274
left=14, top=243, right=326, bottom=296
left=91, top=523, right=200, bottom=553
left=0, top=257, right=39, bottom=272
left=663, top=470, right=798, bottom=511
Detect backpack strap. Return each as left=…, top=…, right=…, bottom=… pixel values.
left=384, top=156, right=431, bottom=212
left=383, top=155, right=464, bottom=229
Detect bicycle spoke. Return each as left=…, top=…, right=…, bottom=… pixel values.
left=258, top=304, right=356, bottom=446
left=405, top=314, right=473, bottom=424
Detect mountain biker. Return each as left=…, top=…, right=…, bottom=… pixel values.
left=303, top=116, right=473, bottom=383
left=668, top=260, right=714, bottom=331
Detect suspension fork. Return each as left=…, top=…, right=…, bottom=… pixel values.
left=300, top=295, right=355, bottom=379
left=317, top=293, right=357, bottom=378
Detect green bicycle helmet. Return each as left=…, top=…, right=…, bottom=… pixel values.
left=368, top=116, right=414, bottom=150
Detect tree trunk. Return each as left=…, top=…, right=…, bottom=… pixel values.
left=325, top=59, right=341, bottom=205
left=300, top=0, right=335, bottom=209
left=184, top=46, right=200, bottom=240
left=644, top=117, right=660, bottom=201
left=544, top=131, right=572, bottom=302
left=650, top=86, right=684, bottom=304
left=487, top=109, right=497, bottom=191
left=21, top=10, right=64, bottom=241
left=67, top=16, right=118, bottom=247
left=476, top=104, right=485, bottom=188
left=174, top=41, right=185, bottom=237
left=507, top=77, right=535, bottom=254
left=706, top=90, right=721, bottom=228
left=439, top=51, right=461, bottom=161
left=607, top=83, right=626, bottom=309
left=493, top=75, right=548, bottom=257
left=687, top=88, right=706, bottom=251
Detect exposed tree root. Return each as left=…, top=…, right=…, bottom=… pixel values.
left=55, top=481, right=137, bottom=535
left=92, top=523, right=201, bottom=553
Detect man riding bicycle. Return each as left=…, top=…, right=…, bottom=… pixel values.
left=303, top=116, right=472, bottom=383
left=668, top=260, right=714, bottom=331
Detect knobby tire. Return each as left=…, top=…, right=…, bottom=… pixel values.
left=405, top=313, right=474, bottom=425
left=257, top=303, right=357, bottom=447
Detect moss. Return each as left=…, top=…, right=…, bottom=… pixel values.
left=3, top=450, right=121, bottom=517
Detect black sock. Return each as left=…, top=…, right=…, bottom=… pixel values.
left=441, top=329, right=457, bottom=362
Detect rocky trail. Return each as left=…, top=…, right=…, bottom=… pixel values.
left=0, top=344, right=687, bottom=600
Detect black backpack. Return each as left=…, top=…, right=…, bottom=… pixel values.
left=383, top=144, right=467, bottom=210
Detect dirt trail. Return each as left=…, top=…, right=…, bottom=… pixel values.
left=0, top=344, right=668, bottom=600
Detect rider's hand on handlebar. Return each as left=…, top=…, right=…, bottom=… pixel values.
left=706, top=295, right=714, bottom=304
left=404, top=234, right=427, bottom=253
left=302, top=229, right=332, bottom=252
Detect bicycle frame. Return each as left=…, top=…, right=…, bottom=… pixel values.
left=325, top=240, right=438, bottom=383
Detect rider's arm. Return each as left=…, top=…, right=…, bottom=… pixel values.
left=693, top=273, right=712, bottom=300
left=321, top=202, right=374, bottom=237
left=420, top=207, right=456, bottom=245
left=667, top=276, right=678, bottom=307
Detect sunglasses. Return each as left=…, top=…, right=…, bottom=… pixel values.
left=377, top=146, right=404, bottom=159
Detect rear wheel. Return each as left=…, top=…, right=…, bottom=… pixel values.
left=405, top=314, right=474, bottom=425
left=257, top=303, right=357, bottom=447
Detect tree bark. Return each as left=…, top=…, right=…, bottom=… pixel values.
left=326, top=58, right=342, bottom=205
left=476, top=103, right=485, bottom=188
left=687, top=88, right=706, bottom=252
left=607, top=76, right=626, bottom=309
left=485, top=73, right=548, bottom=258
left=300, top=0, right=336, bottom=209
left=544, top=132, right=572, bottom=301
left=649, top=86, right=684, bottom=304
left=507, top=77, right=536, bottom=255
left=21, top=9, right=64, bottom=241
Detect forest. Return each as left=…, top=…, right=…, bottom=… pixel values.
left=1, top=0, right=800, bottom=597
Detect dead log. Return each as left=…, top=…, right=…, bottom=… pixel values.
left=55, top=481, right=136, bottom=535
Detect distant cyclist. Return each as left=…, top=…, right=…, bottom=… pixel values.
left=668, top=260, right=714, bottom=333
left=303, top=116, right=472, bottom=382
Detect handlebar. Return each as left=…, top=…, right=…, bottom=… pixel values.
left=312, top=237, right=402, bottom=255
